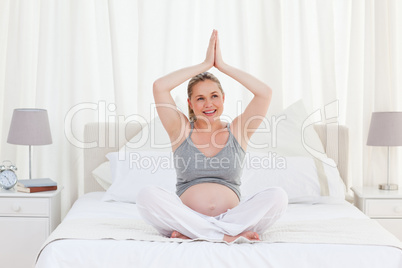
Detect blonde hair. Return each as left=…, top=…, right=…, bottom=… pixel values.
left=187, top=72, right=224, bottom=122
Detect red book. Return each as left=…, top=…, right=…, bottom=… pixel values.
left=16, top=185, right=58, bottom=193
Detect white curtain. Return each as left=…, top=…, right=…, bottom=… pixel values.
left=1, top=0, right=401, bottom=217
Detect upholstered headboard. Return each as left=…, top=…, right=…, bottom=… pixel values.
left=83, top=123, right=349, bottom=194
left=83, top=122, right=144, bottom=193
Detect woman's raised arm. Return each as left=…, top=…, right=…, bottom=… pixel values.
left=153, top=30, right=217, bottom=142
left=214, top=31, right=272, bottom=148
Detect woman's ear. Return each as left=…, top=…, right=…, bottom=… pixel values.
left=187, top=98, right=192, bottom=108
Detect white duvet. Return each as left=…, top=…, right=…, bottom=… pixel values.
left=36, top=192, right=402, bottom=268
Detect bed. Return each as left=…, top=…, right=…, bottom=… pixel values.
left=36, top=103, right=402, bottom=268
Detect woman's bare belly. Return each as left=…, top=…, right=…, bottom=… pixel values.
left=180, top=183, right=239, bottom=217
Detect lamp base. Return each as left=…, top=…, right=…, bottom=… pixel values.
left=379, top=184, right=399, bottom=190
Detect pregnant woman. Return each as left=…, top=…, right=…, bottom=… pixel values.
left=137, top=30, right=287, bottom=242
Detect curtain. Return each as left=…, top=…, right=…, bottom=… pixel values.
left=1, top=0, right=401, bottom=217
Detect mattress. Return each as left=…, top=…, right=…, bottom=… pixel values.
left=36, top=192, right=402, bottom=268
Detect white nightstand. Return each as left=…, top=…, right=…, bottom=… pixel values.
left=0, top=188, right=62, bottom=268
left=352, top=186, right=402, bottom=241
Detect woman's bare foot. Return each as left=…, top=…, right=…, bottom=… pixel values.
left=223, top=231, right=260, bottom=242
left=170, top=231, right=191, bottom=239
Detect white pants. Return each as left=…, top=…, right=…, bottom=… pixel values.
left=136, top=186, right=288, bottom=240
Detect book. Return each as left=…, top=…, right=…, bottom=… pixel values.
left=16, top=185, right=58, bottom=193
left=16, top=178, right=57, bottom=188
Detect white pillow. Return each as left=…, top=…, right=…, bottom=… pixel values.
left=92, top=161, right=112, bottom=190
left=102, top=151, right=177, bottom=203
left=91, top=116, right=171, bottom=191
left=248, top=100, right=325, bottom=157
left=240, top=152, right=346, bottom=203
left=120, top=116, right=171, bottom=153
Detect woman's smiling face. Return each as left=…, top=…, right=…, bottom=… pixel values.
left=188, top=79, right=225, bottom=124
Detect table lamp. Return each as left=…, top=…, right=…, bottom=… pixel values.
left=7, top=109, right=52, bottom=179
left=367, top=112, right=402, bottom=190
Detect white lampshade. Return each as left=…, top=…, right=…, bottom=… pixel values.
left=367, top=112, right=402, bottom=146
left=7, top=109, right=52, bottom=145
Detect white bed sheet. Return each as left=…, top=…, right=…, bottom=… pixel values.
left=36, top=192, right=402, bottom=268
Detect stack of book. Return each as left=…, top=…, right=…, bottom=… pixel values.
left=16, top=178, right=58, bottom=193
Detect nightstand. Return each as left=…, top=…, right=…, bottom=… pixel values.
left=352, top=186, right=402, bottom=241
left=0, top=188, right=62, bottom=268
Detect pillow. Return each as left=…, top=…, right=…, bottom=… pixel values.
left=120, top=116, right=172, bottom=153
left=240, top=152, right=346, bottom=203
left=248, top=100, right=325, bottom=158
left=102, top=151, right=177, bottom=203
left=92, top=161, right=112, bottom=190
left=92, top=116, right=171, bottom=191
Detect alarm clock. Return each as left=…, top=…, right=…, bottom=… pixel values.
left=0, top=161, right=18, bottom=190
